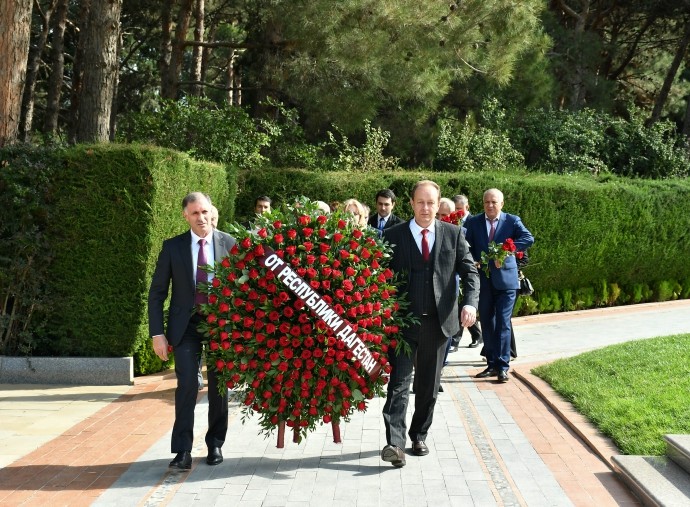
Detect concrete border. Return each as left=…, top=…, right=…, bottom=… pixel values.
left=0, top=356, right=134, bottom=385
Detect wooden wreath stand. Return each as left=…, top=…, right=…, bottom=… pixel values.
left=276, top=420, right=342, bottom=448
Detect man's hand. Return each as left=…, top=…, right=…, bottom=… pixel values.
left=152, top=334, right=169, bottom=361
left=460, top=305, right=477, bottom=328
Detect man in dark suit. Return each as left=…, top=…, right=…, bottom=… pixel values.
left=367, top=188, right=403, bottom=236
left=381, top=180, right=480, bottom=467
left=149, top=192, right=236, bottom=470
left=464, top=188, right=534, bottom=383
left=452, top=194, right=483, bottom=349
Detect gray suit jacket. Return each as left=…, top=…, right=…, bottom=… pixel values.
left=148, top=229, right=236, bottom=346
left=384, top=220, right=480, bottom=338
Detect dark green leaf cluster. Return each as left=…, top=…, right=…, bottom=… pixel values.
left=0, top=145, right=61, bottom=356
left=116, top=97, right=269, bottom=171
left=0, top=144, right=233, bottom=377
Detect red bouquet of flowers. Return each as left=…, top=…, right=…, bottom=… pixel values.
left=480, top=238, right=519, bottom=277
left=439, top=209, right=465, bottom=226
left=199, top=198, right=413, bottom=443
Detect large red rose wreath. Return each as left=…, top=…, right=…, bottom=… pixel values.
left=199, top=198, right=413, bottom=443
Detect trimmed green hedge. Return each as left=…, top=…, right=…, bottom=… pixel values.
left=1, top=144, right=234, bottom=374
left=237, top=168, right=690, bottom=313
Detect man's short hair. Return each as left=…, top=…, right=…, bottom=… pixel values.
left=254, top=195, right=272, bottom=206
left=182, top=192, right=209, bottom=210
left=411, top=180, right=440, bottom=200
left=375, top=189, right=396, bottom=203
left=452, top=194, right=468, bottom=207
left=439, top=197, right=456, bottom=211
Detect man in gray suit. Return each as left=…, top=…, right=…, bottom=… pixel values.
left=381, top=180, right=480, bottom=467
left=149, top=192, right=236, bottom=470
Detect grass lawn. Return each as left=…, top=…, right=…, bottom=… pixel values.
left=532, top=333, right=690, bottom=456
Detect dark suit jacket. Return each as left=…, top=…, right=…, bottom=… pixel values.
left=383, top=220, right=480, bottom=338
left=148, top=229, right=236, bottom=346
left=464, top=212, right=534, bottom=290
left=368, top=213, right=403, bottom=231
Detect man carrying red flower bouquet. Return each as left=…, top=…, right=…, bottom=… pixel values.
left=464, top=188, right=534, bottom=383
left=381, top=180, right=480, bottom=467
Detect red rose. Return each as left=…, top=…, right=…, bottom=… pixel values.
left=298, top=215, right=310, bottom=225
left=257, top=228, right=268, bottom=238
left=333, top=232, right=343, bottom=242
left=287, top=229, right=297, bottom=240
left=317, top=215, right=328, bottom=225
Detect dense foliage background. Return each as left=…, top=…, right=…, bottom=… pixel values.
left=3, top=1, right=690, bottom=372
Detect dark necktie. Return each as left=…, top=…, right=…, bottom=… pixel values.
left=195, top=238, right=208, bottom=306
left=378, top=217, right=385, bottom=237
left=488, top=219, right=496, bottom=242
left=421, top=228, right=430, bottom=261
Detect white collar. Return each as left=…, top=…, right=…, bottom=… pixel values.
left=409, top=219, right=436, bottom=236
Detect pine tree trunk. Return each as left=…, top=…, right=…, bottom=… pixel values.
left=190, top=0, right=204, bottom=97
left=20, top=0, right=56, bottom=141
left=68, top=0, right=91, bottom=144
left=43, top=0, right=68, bottom=137
left=649, top=21, right=690, bottom=126
left=0, top=0, right=33, bottom=147
left=159, top=0, right=173, bottom=99
left=163, top=0, right=194, bottom=99
left=75, top=0, right=122, bottom=143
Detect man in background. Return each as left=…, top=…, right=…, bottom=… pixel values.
left=451, top=194, right=483, bottom=349
left=254, top=195, right=272, bottom=214
left=464, top=188, right=534, bottom=383
left=368, top=188, right=403, bottom=236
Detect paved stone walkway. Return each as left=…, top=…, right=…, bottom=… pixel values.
left=2, top=299, right=689, bottom=506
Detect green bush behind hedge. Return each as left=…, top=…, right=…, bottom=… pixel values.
left=237, top=168, right=690, bottom=312
left=1, top=144, right=233, bottom=374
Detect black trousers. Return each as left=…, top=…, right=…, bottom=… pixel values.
left=171, top=317, right=228, bottom=453
left=382, top=315, right=446, bottom=449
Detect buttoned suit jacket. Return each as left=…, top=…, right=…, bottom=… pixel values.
left=383, top=220, right=480, bottom=338
left=464, top=212, right=534, bottom=290
left=148, top=229, right=236, bottom=346
left=368, top=213, right=404, bottom=231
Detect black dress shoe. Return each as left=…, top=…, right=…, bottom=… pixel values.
left=475, top=368, right=498, bottom=378
left=381, top=444, right=406, bottom=467
left=498, top=370, right=509, bottom=382
left=468, top=339, right=482, bottom=348
left=206, top=446, right=223, bottom=465
left=412, top=441, right=429, bottom=456
left=438, top=384, right=444, bottom=393
left=169, top=451, right=192, bottom=470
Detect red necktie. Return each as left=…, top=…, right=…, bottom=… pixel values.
left=488, top=219, right=496, bottom=242
left=195, top=238, right=208, bottom=306
left=421, top=229, right=430, bottom=261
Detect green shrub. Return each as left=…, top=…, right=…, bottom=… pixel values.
left=433, top=112, right=523, bottom=172
left=321, top=120, right=399, bottom=172
left=0, top=145, right=61, bottom=355
left=116, top=97, right=269, bottom=170
left=1, top=144, right=233, bottom=375
left=655, top=280, right=679, bottom=302
left=682, top=279, right=690, bottom=299
left=504, top=102, right=689, bottom=178
left=607, top=283, right=622, bottom=306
